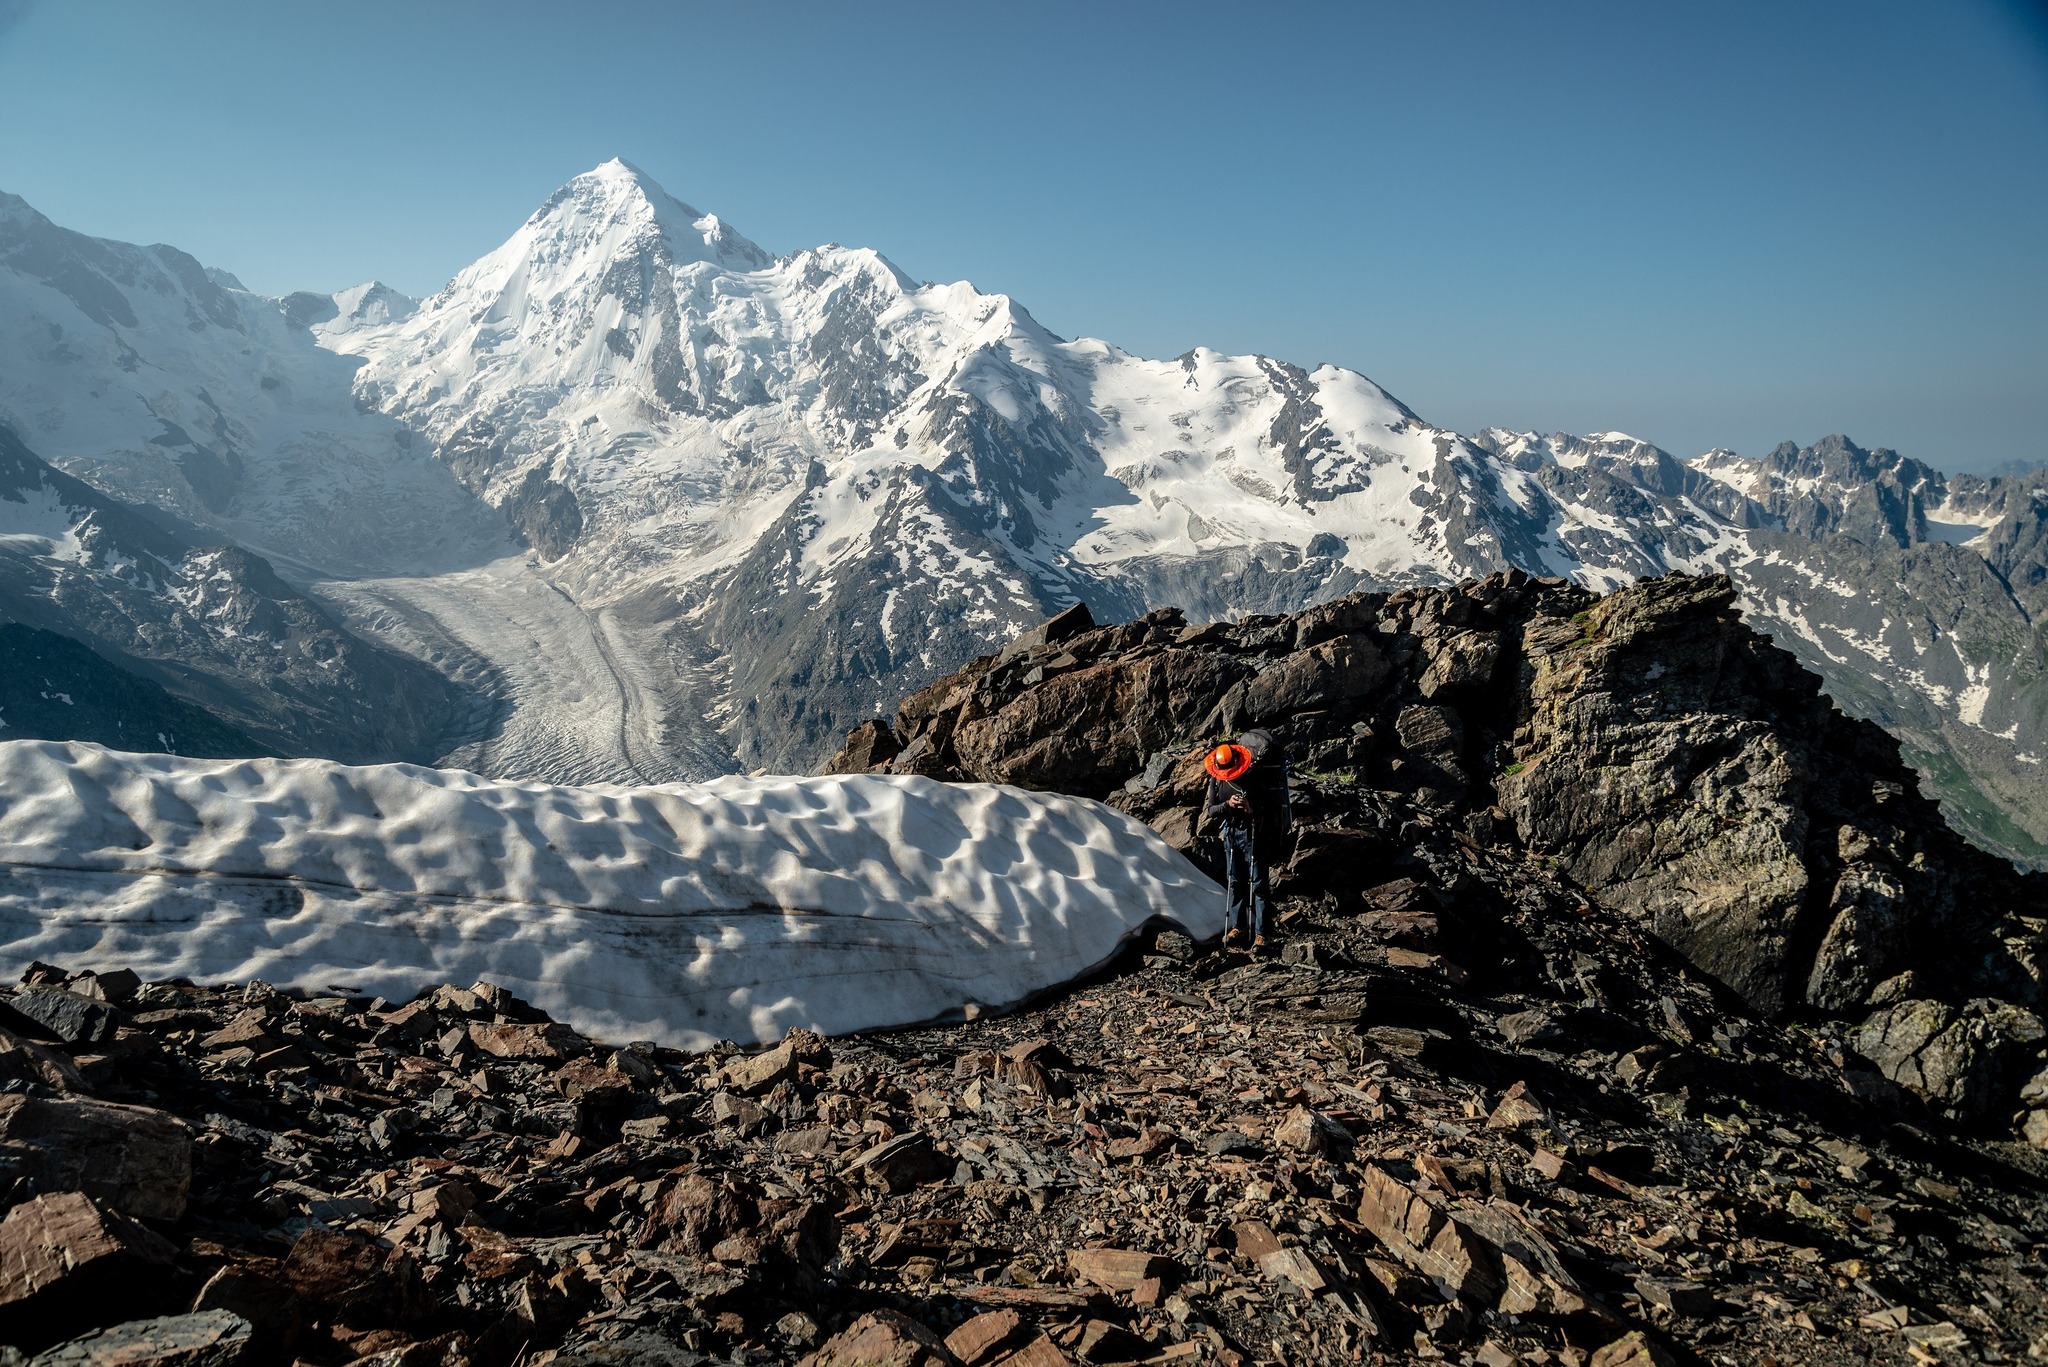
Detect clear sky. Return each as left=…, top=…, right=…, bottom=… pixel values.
left=2, top=0, right=2044, bottom=472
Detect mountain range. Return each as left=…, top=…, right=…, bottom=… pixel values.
left=1, top=160, right=2042, bottom=863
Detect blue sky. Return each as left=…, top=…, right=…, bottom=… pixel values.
left=2, top=0, right=2044, bottom=471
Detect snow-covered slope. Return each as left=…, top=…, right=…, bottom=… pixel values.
left=3, top=164, right=2043, bottom=863
left=0, top=740, right=1220, bottom=1048
left=0, top=190, right=506, bottom=577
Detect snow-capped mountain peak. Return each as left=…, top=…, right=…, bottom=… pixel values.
left=5, top=173, right=2047, bottom=865
left=521, top=157, right=770, bottom=275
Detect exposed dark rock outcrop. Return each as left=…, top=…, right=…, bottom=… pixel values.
left=0, top=624, right=261, bottom=757
left=827, top=571, right=2048, bottom=1134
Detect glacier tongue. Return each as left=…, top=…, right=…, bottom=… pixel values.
left=0, top=740, right=1221, bottom=1049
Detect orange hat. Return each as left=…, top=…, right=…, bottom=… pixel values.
left=1204, top=742, right=1253, bottom=782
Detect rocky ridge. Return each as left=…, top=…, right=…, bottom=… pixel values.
left=0, top=425, right=471, bottom=764
left=830, top=572, right=2047, bottom=1133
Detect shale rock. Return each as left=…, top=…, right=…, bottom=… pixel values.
left=0, top=1024, right=90, bottom=1093
left=29, top=1310, right=252, bottom=1367
left=0, top=1094, right=192, bottom=1219
left=6, top=986, right=123, bottom=1044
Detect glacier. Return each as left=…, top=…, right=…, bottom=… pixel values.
left=0, top=740, right=1221, bottom=1049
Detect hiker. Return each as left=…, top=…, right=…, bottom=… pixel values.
left=1201, top=728, right=1290, bottom=952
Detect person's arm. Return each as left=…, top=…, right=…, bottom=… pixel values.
left=1203, top=777, right=1230, bottom=820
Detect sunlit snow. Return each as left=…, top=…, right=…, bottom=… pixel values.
left=0, top=741, right=1221, bottom=1049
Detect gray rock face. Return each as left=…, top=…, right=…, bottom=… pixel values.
left=6, top=986, right=122, bottom=1045
left=0, top=624, right=260, bottom=757
left=1852, top=998, right=2047, bottom=1124
left=1496, top=575, right=2040, bottom=1020
left=1497, top=579, right=1820, bottom=1015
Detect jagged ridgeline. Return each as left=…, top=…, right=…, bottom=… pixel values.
left=828, top=571, right=2048, bottom=1137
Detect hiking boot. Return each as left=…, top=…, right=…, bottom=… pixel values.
left=1252, top=935, right=1269, bottom=955
left=1223, top=929, right=1247, bottom=949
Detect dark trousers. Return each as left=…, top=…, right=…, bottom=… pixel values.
left=1222, top=821, right=1270, bottom=939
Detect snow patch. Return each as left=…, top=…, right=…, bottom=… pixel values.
left=0, top=485, right=88, bottom=565
left=0, top=741, right=1222, bottom=1050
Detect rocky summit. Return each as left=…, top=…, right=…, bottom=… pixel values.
left=3, top=572, right=2046, bottom=1367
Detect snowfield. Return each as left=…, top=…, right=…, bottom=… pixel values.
left=0, top=741, right=1221, bottom=1049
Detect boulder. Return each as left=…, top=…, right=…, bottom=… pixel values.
left=0, top=1024, right=91, bottom=1094
left=1066, top=1247, right=1172, bottom=1293
left=1354, top=1165, right=1502, bottom=1305
left=1590, top=1332, right=1678, bottom=1367
left=721, top=1027, right=831, bottom=1094
left=1804, top=865, right=1912, bottom=1013
left=1241, top=633, right=1388, bottom=722
left=799, top=1310, right=960, bottom=1367
left=1273, top=1105, right=1350, bottom=1156
left=996, top=602, right=1095, bottom=665
left=0, top=1095, right=192, bottom=1220
left=190, top=1263, right=301, bottom=1359
left=5, top=987, right=122, bottom=1045
left=29, top=1311, right=251, bottom=1367
left=1289, top=591, right=1386, bottom=652
left=636, top=1173, right=757, bottom=1255
left=944, top=1310, right=1027, bottom=1365
left=1416, top=628, right=1502, bottom=698
left=951, top=650, right=1253, bottom=797
left=1851, top=997, right=2046, bottom=1125
left=823, top=719, right=901, bottom=774
left=0, top=1192, right=174, bottom=1348
left=280, top=1227, right=427, bottom=1327
left=633, top=1171, right=836, bottom=1285
left=1449, top=1201, right=1597, bottom=1318
left=844, top=1132, right=949, bottom=1194
left=466, top=1022, right=574, bottom=1061
left=1393, top=704, right=1462, bottom=762
left=73, top=969, right=143, bottom=1005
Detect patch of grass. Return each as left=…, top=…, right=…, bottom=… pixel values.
left=1896, top=740, right=2048, bottom=871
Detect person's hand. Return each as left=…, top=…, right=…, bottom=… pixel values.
left=1227, top=794, right=1249, bottom=811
